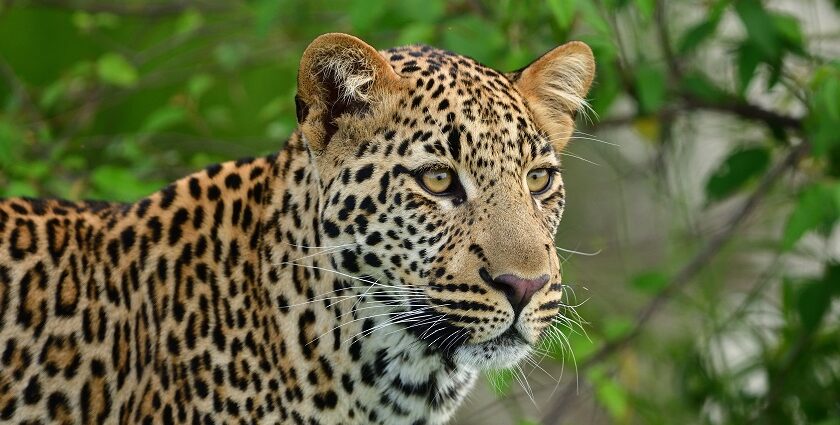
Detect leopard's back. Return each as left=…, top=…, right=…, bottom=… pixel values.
left=1, top=197, right=135, bottom=423
left=0, top=156, right=289, bottom=424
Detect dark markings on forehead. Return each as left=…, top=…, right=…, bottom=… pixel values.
left=384, top=45, right=557, bottom=172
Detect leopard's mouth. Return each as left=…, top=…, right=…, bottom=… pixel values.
left=447, top=326, right=532, bottom=369
left=466, top=325, right=531, bottom=353
left=451, top=329, right=532, bottom=369
left=486, top=327, right=528, bottom=346
left=395, top=303, right=532, bottom=365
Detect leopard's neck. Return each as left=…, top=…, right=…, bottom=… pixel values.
left=255, top=132, right=478, bottom=424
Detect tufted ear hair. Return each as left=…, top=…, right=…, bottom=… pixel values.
left=296, top=33, right=401, bottom=154
left=508, top=41, right=595, bottom=151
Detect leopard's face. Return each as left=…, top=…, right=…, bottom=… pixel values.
left=297, top=35, right=594, bottom=370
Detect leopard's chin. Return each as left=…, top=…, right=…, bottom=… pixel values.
left=451, top=329, right=532, bottom=370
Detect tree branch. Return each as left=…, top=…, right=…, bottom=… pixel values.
left=23, top=0, right=229, bottom=17
left=542, top=141, right=811, bottom=424
left=589, top=97, right=804, bottom=132
left=681, top=95, right=805, bottom=131
left=654, top=0, right=681, bottom=80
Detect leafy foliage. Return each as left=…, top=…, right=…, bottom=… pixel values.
left=1, top=1, right=839, bottom=424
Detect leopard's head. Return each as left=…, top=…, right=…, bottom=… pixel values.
left=295, top=33, right=594, bottom=369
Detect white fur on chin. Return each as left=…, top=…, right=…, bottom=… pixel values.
left=452, top=341, right=531, bottom=370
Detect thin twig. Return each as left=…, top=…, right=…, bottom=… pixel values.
left=654, top=0, right=681, bottom=80
left=542, top=141, right=810, bottom=424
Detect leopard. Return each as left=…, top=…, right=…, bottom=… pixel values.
left=0, top=33, right=595, bottom=424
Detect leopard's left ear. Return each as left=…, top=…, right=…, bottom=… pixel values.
left=508, top=41, right=595, bottom=151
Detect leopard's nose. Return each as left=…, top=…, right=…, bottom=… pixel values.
left=481, top=268, right=549, bottom=314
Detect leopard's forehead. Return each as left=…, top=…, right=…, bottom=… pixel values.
left=380, top=45, right=554, bottom=174
left=383, top=45, right=524, bottom=110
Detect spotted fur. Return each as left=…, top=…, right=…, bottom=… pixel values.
left=0, top=33, right=595, bottom=424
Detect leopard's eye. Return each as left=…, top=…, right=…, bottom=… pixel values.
left=419, top=168, right=455, bottom=195
left=526, top=168, right=552, bottom=194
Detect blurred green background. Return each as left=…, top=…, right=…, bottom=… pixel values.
left=1, top=1, right=839, bottom=424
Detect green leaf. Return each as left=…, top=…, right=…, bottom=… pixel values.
left=634, top=0, right=655, bottom=20
left=397, top=23, right=435, bottom=46
left=782, top=277, right=796, bottom=318
left=266, top=120, right=292, bottom=139
left=71, top=12, right=118, bottom=31
left=586, top=40, right=621, bottom=114
left=771, top=13, right=804, bottom=54
left=93, top=13, right=118, bottom=29
left=603, top=316, right=633, bottom=339
left=677, top=19, right=720, bottom=54
left=603, top=0, right=630, bottom=8
left=634, top=64, right=666, bottom=113
left=782, top=183, right=840, bottom=250
left=3, top=180, right=38, bottom=198
left=820, top=77, right=840, bottom=122
left=680, top=0, right=729, bottom=53
left=17, top=160, right=49, bottom=180
left=680, top=71, right=729, bottom=103
left=141, top=106, right=186, bottom=133
left=90, top=166, right=164, bottom=202
left=765, top=59, right=784, bottom=90
left=577, top=1, right=612, bottom=35
left=175, top=9, right=204, bottom=35
left=60, top=155, right=87, bottom=172
left=588, top=367, right=629, bottom=420
left=96, top=53, right=138, bottom=87
left=825, top=264, right=840, bottom=297
left=442, top=16, right=506, bottom=64
left=705, top=146, right=771, bottom=201
left=736, top=42, right=762, bottom=94
left=214, top=43, right=248, bottom=72
left=39, top=79, right=67, bottom=109
left=187, top=74, right=214, bottom=100
left=259, top=98, right=285, bottom=121
left=206, top=105, right=232, bottom=128
left=72, top=12, right=95, bottom=31
left=808, top=65, right=840, bottom=157
left=253, top=0, right=282, bottom=36
left=631, top=270, right=669, bottom=294
left=547, top=0, right=578, bottom=30
left=348, top=0, right=387, bottom=33
left=734, top=0, right=778, bottom=59
left=395, top=0, right=445, bottom=24
left=797, top=281, right=831, bottom=332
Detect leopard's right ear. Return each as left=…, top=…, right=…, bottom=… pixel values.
left=296, top=33, right=401, bottom=154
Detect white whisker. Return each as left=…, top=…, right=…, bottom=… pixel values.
left=559, top=151, right=600, bottom=166
left=281, top=242, right=357, bottom=250
left=555, top=246, right=602, bottom=257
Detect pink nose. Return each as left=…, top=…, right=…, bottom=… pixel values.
left=489, top=273, right=550, bottom=314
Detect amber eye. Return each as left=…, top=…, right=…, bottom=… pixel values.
left=420, top=168, right=455, bottom=194
left=526, top=168, right=552, bottom=194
